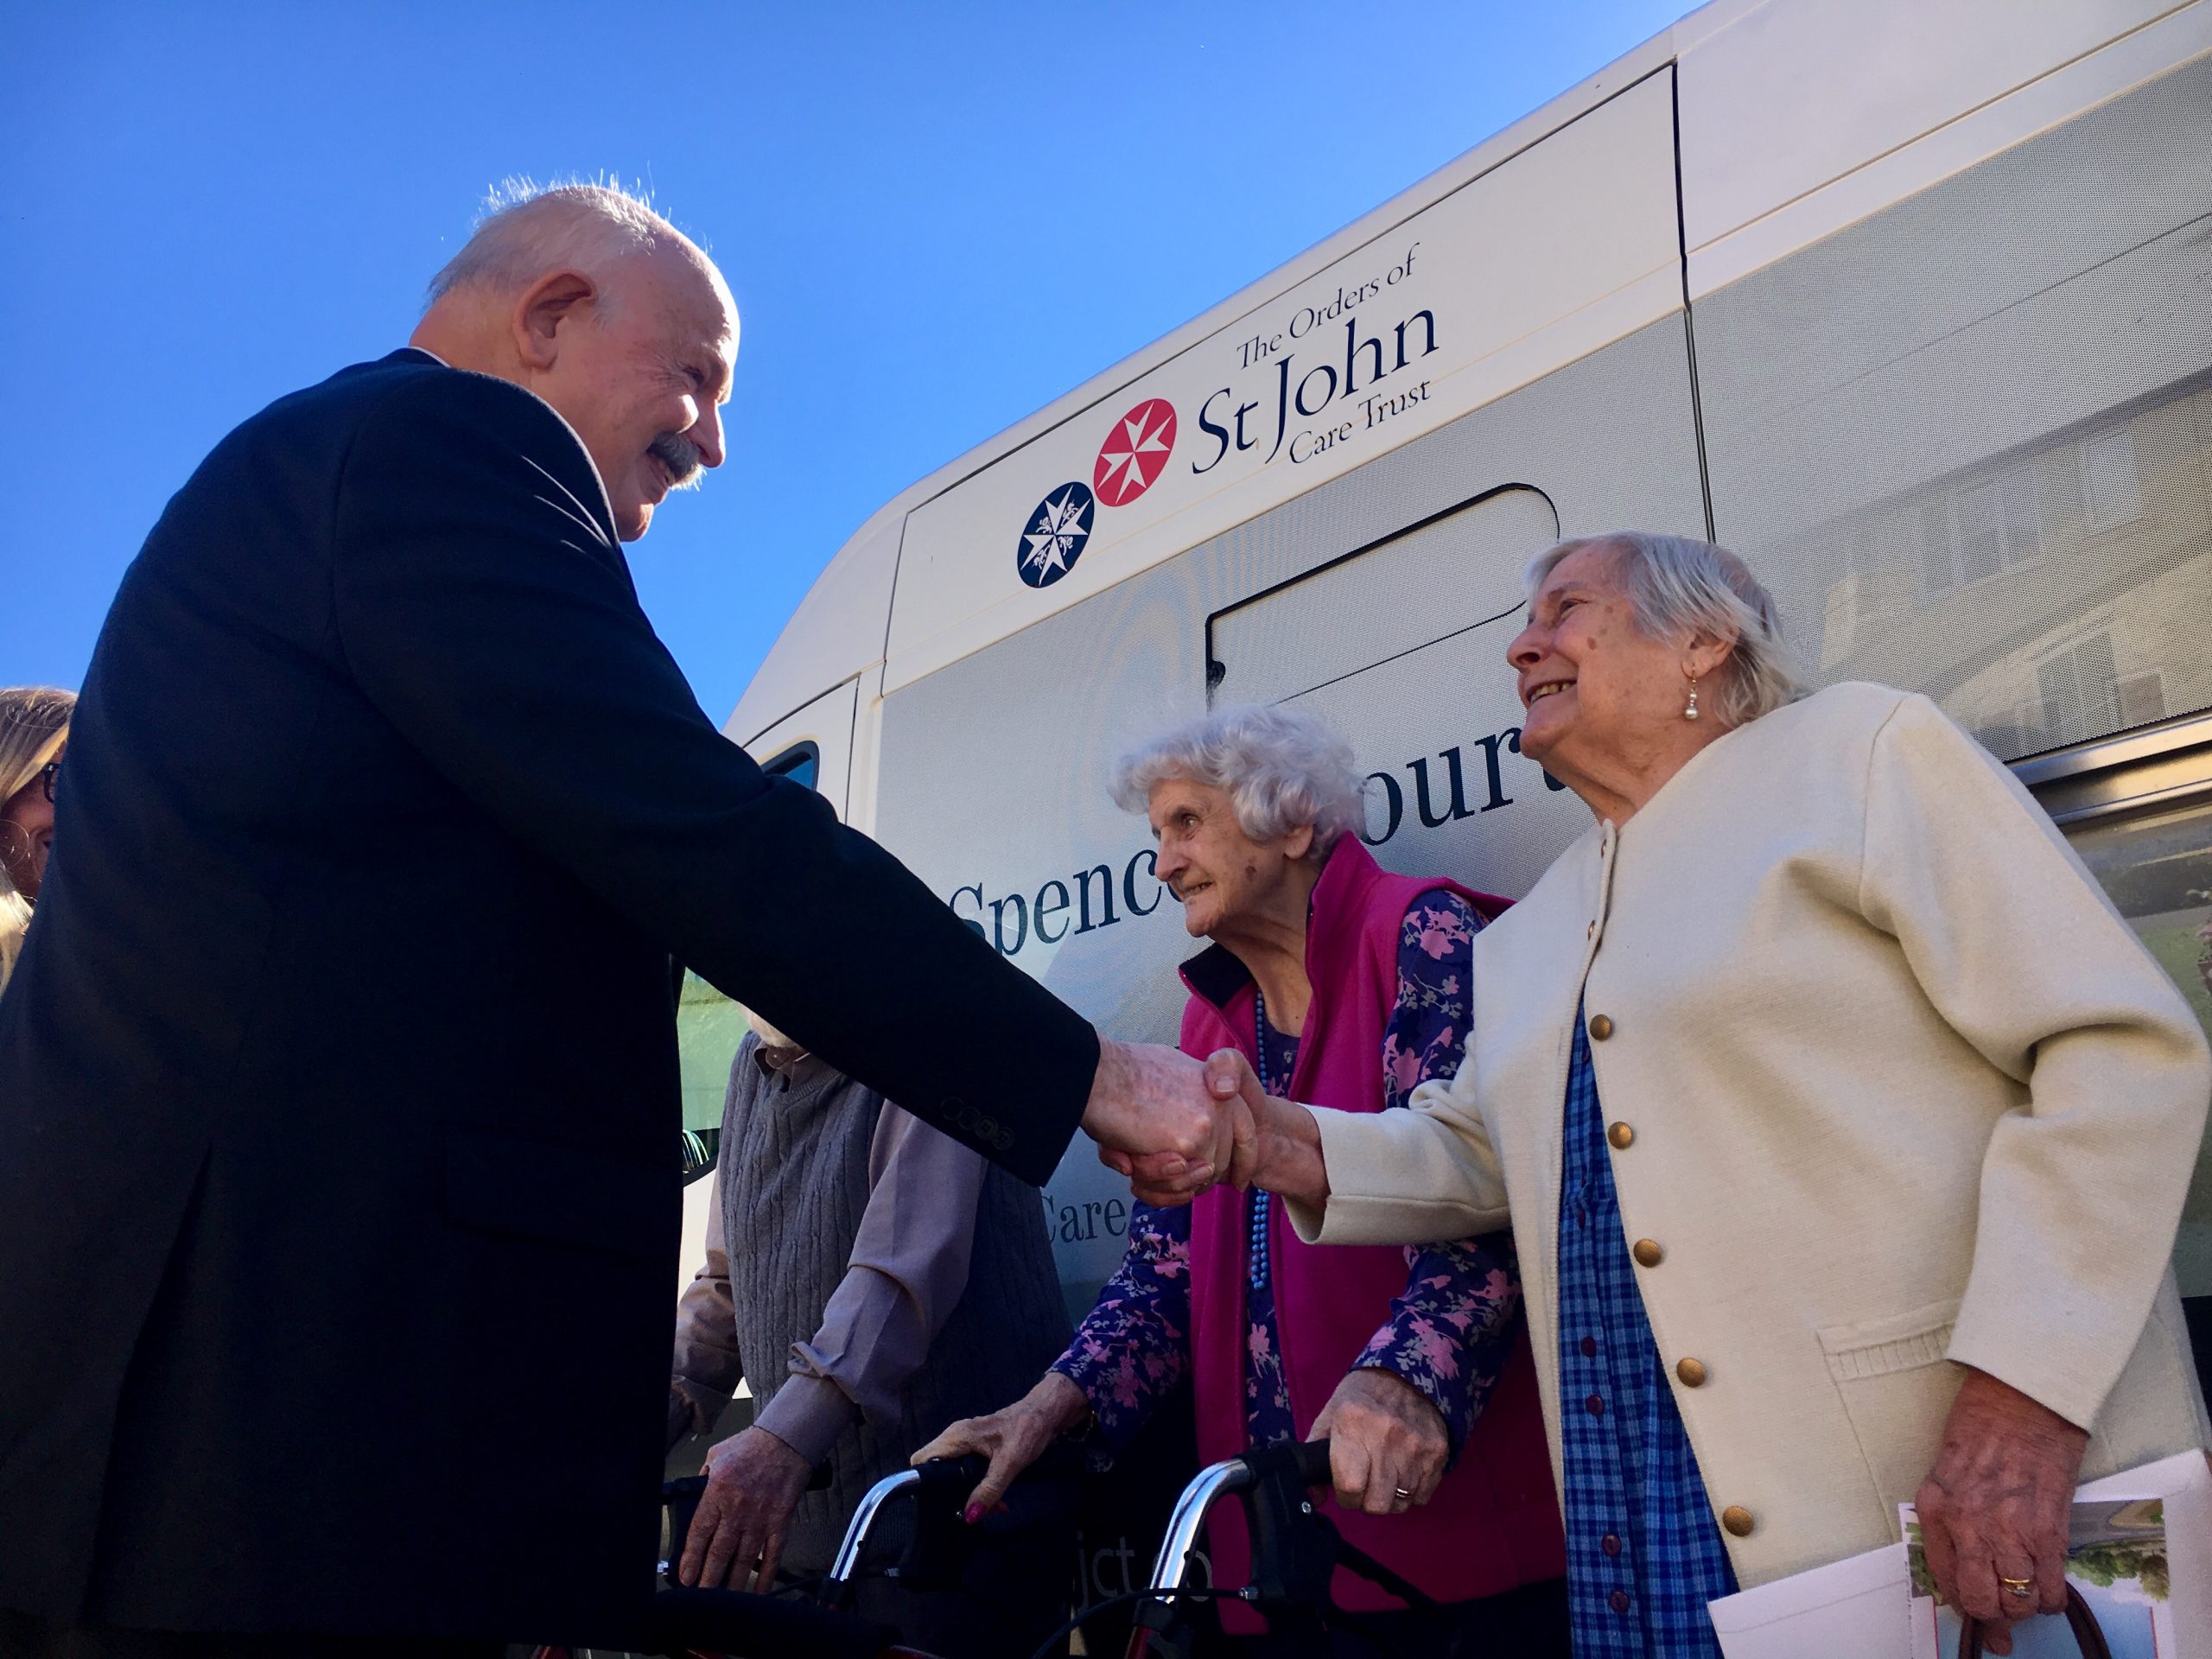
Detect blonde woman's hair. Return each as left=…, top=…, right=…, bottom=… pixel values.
left=0, top=685, right=76, bottom=993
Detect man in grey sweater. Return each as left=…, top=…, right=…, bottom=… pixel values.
left=666, top=1014, right=1072, bottom=1653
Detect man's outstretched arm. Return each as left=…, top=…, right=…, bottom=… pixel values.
left=332, top=370, right=1225, bottom=1183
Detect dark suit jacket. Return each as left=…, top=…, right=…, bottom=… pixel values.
left=0, top=350, right=1096, bottom=1644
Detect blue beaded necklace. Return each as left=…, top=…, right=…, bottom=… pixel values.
left=1249, top=990, right=1281, bottom=1292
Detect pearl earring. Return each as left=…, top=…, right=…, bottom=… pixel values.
left=1684, top=677, right=1700, bottom=721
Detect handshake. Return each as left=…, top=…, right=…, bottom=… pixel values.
left=1080, top=1039, right=1329, bottom=1209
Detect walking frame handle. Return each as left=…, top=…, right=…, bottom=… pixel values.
left=1128, top=1439, right=1444, bottom=1658
left=826, top=1446, right=1081, bottom=1608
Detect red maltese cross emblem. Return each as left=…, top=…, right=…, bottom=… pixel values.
left=1091, top=398, right=1178, bottom=508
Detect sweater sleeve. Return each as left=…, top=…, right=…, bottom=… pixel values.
left=773, top=1104, right=986, bottom=1456
left=1858, top=694, right=2211, bottom=1428
left=1283, top=1062, right=1515, bottom=1248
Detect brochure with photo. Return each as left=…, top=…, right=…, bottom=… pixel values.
left=1903, top=1494, right=2172, bottom=1658
left=1707, top=1452, right=2211, bottom=1659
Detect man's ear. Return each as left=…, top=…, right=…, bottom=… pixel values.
left=511, top=270, right=597, bottom=372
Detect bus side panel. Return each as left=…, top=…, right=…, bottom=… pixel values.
left=871, top=310, right=1706, bottom=1316
left=1694, top=48, right=2212, bottom=762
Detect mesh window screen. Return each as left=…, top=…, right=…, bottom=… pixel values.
left=1696, top=51, right=2212, bottom=761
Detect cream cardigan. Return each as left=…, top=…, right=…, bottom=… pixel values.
left=1288, top=682, right=2212, bottom=1588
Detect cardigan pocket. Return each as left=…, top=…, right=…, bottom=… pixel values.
left=1817, top=1298, right=1966, bottom=1524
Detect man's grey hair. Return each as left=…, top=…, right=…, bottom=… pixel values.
left=1112, top=704, right=1366, bottom=861
left=425, top=178, right=683, bottom=311
left=1526, top=531, right=1802, bottom=727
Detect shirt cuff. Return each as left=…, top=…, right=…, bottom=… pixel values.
left=753, top=1372, right=861, bottom=1468
left=668, top=1378, right=731, bottom=1452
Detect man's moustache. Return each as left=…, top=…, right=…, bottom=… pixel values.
left=649, top=433, right=704, bottom=488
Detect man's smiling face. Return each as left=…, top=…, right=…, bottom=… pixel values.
left=536, top=244, right=735, bottom=542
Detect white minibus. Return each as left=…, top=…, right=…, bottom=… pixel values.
left=679, top=0, right=2212, bottom=1441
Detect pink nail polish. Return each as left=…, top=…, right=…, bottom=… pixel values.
left=963, top=1503, right=984, bottom=1525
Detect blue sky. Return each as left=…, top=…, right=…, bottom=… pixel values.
left=0, top=1, right=1682, bottom=724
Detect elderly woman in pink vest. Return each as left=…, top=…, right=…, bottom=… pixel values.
left=917, top=704, right=1567, bottom=1653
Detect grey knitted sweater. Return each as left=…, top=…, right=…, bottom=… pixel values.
left=718, top=1046, right=1069, bottom=1570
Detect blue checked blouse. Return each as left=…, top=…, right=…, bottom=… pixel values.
left=1557, top=1006, right=1738, bottom=1656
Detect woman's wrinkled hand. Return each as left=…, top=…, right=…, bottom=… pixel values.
left=912, top=1371, right=1090, bottom=1523
left=1913, top=1367, right=2088, bottom=1657
left=1200, top=1049, right=1330, bottom=1206
left=1310, top=1367, right=1448, bottom=1516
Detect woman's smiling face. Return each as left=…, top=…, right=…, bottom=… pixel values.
left=1506, top=543, right=1695, bottom=775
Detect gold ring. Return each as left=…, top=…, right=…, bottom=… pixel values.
left=1998, top=1575, right=2035, bottom=1599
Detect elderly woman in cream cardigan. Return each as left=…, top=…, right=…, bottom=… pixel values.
left=1153, top=532, right=2212, bottom=1658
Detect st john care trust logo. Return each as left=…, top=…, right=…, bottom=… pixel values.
left=1014, top=397, right=1178, bottom=589
left=1015, top=481, right=1096, bottom=589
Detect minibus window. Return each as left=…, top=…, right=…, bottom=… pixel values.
left=2067, top=797, right=2212, bottom=1289
left=1694, top=52, right=2212, bottom=762
left=2025, top=715, right=2212, bottom=1395
left=764, top=741, right=819, bottom=791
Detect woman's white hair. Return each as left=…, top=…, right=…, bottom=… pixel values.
left=424, top=178, right=684, bottom=310
left=1112, top=703, right=1365, bottom=861
left=1526, top=531, right=1802, bottom=727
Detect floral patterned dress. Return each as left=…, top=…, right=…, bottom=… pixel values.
left=1052, top=891, right=1522, bottom=1454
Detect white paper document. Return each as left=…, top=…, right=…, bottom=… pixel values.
left=1706, top=1541, right=1910, bottom=1656
left=1707, top=1451, right=2212, bottom=1659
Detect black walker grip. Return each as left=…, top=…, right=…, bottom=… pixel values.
left=893, top=1443, right=1084, bottom=1592
left=1290, top=1438, right=1333, bottom=1490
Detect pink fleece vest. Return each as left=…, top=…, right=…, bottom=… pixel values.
left=1180, top=837, right=1565, bottom=1622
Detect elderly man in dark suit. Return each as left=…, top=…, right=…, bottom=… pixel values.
left=0, top=184, right=1230, bottom=1658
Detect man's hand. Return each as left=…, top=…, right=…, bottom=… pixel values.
left=1201, top=1049, right=1330, bottom=1206
left=1310, top=1368, right=1448, bottom=1516
left=677, top=1424, right=814, bottom=1592
left=911, top=1372, right=1090, bottom=1523
left=1084, top=1039, right=1243, bottom=1205
left=1913, top=1367, right=2089, bottom=1656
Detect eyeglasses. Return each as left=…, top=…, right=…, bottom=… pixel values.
left=36, top=761, right=58, bottom=803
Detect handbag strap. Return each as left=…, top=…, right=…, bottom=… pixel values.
left=1959, top=1583, right=2112, bottom=1659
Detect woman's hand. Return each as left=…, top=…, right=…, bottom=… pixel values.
left=1310, top=1367, right=1448, bottom=1516
left=1201, top=1049, right=1329, bottom=1205
left=912, top=1371, right=1091, bottom=1523
left=1913, top=1367, right=2089, bottom=1656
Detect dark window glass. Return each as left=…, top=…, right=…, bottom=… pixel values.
left=764, top=742, right=819, bottom=791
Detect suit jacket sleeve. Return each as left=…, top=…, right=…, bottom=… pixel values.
left=1858, top=694, right=2212, bottom=1429
left=327, top=370, right=1096, bottom=1183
